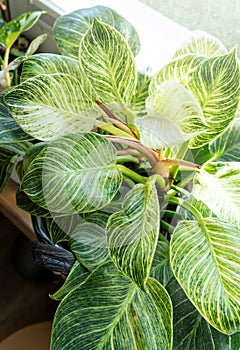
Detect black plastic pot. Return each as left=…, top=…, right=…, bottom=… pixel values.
left=31, top=216, right=75, bottom=276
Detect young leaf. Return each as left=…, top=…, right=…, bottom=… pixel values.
left=53, top=5, right=140, bottom=58
left=51, top=261, right=89, bottom=301
left=192, top=162, right=240, bottom=228
left=0, top=11, right=45, bottom=49
left=107, top=177, right=159, bottom=291
left=135, top=81, right=206, bottom=149
left=173, top=30, right=227, bottom=58
left=167, top=278, right=236, bottom=350
left=209, top=118, right=240, bottom=161
left=5, top=73, right=96, bottom=141
left=20, top=132, right=123, bottom=214
left=51, top=263, right=172, bottom=350
left=170, top=218, right=240, bottom=334
left=79, top=18, right=137, bottom=103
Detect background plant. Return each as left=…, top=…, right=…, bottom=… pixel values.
left=1, top=5, right=240, bottom=349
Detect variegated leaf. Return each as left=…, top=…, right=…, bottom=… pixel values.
left=16, top=190, right=51, bottom=218
left=0, top=148, right=18, bottom=191
left=70, top=211, right=110, bottom=271
left=107, top=177, right=159, bottom=290
left=192, top=162, right=240, bottom=228
left=20, top=132, right=123, bottom=214
left=170, top=218, right=240, bottom=334
left=5, top=73, right=96, bottom=141
left=79, top=18, right=137, bottom=103
left=167, top=278, right=237, bottom=350
left=0, top=11, right=44, bottom=49
left=135, top=81, right=206, bottom=148
left=209, top=118, right=240, bottom=161
left=173, top=30, right=227, bottom=58
left=51, top=263, right=172, bottom=350
left=149, top=50, right=240, bottom=148
left=51, top=261, right=89, bottom=301
left=53, top=5, right=140, bottom=58
left=188, top=50, right=240, bottom=147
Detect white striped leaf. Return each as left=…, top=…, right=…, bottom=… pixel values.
left=51, top=263, right=173, bottom=350
left=5, top=73, right=96, bottom=141
left=209, top=118, right=240, bottom=161
left=188, top=50, right=240, bottom=147
left=173, top=30, right=227, bottom=58
left=69, top=211, right=110, bottom=271
left=107, top=177, right=159, bottom=291
left=151, top=235, right=173, bottom=287
left=135, top=81, right=206, bottom=149
left=149, top=51, right=240, bottom=148
left=20, top=132, right=123, bottom=214
left=167, top=278, right=237, bottom=350
left=170, top=218, right=240, bottom=334
left=0, top=94, right=32, bottom=143
left=79, top=18, right=137, bottom=103
left=53, top=5, right=140, bottom=58
left=51, top=261, right=89, bottom=301
left=192, top=162, right=240, bottom=228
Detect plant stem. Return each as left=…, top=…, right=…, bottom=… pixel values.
left=116, top=155, right=140, bottom=165
left=106, top=135, right=159, bottom=167
left=162, top=210, right=183, bottom=220
left=160, top=220, right=175, bottom=233
left=95, top=120, right=133, bottom=138
left=96, top=100, right=138, bottom=138
left=168, top=172, right=195, bottom=197
left=3, top=47, right=11, bottom=87
left=117, top=164, right=147, bottom=184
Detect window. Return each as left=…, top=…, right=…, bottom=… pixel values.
left=7, top=0, right=189, bottom=73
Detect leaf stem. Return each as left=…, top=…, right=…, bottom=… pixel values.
left=117, top=164, right=147, bottom=184
left=3, top=47, right=11, bottom=87
left=96, top=100, right=138, bottom=138
left=160, top=220, right=175, bottom=233
left=106, top=135, right=159, bottom=167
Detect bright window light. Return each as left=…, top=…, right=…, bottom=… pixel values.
left=31, top=0, right=189, bottom=73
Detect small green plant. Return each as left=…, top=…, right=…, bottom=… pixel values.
left=1, top=6, right=240, bottom=349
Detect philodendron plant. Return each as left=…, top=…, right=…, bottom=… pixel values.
left=1, top=5, right=240, bottom=349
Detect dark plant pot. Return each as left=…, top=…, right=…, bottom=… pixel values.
left=31, top=216, right=75, bottom=276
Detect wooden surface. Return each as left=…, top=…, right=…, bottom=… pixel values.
left=0, top=179, right=36, bottom=241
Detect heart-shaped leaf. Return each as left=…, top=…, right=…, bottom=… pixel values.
left=170, top=218, right=240, bottom=334
left=135, top=81, right=206, bottom=148
left=107, top=177, right=159, bottom=290
left=79, top=18, right=137, bottom=104
left=53, top=5, right=140, bottom=58
left=5, top=73, right=96, bottom=141
left=51, top=262, right=172, bottom=350
left=20, top=132, right=123, bottom=214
